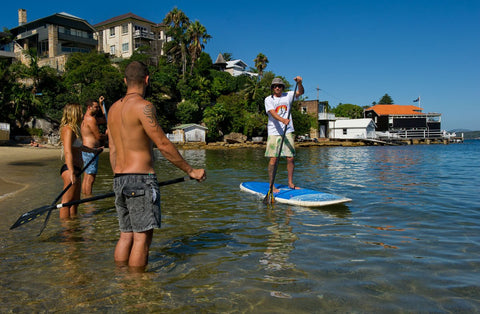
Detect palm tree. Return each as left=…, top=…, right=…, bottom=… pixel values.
left=163, top=7, right=190, bottom=78
left=186, top=20, right=211, bottom=74
left=253, top=53, right=269, bottom=79
left=222, top=52, right=233, bottom=61
left=251, top=53, right=269, bottom=104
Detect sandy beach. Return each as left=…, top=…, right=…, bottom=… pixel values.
left=0, top=145, right=61, bottom=200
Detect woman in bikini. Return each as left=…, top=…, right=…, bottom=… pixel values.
left=59, top=103, right=84, bottom=219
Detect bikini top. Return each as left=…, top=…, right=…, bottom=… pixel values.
left=60, top=137, right=83, bottom=160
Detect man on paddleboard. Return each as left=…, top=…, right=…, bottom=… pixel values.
left=264, top=77, right=304, bottom=193
left=107, top=61, right=206, bottom=271
left=81, top=97, right=107, bottom=195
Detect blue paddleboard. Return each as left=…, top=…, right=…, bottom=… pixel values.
left=240, top=181, right=351, bottom=207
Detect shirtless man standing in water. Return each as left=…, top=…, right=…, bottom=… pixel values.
left=107, top=61, right=206, bottom=271
left=81, top=97, right=107, bottom=195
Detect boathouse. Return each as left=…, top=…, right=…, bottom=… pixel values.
left=364, top=104, right=442, bottom=138
left=170, top=124, right=208, bottom=143
left=328, top=118, right=377, bottom=139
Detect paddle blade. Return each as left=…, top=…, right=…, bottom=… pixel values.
left=9, top=205, right=53, bottom=230
left=263, top=191, right=275, bottom=205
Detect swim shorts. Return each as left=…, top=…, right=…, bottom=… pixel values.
left=265, top=133, right=296, bottom=157
left=113, top=173, right=161, bottom=233
left=82, top=151, right=99, bottom=175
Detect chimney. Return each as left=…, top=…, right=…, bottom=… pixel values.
left=18, top=9, right=27, bottom=26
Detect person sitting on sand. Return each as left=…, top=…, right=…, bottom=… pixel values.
left=30, top=140, right=43, bottom=148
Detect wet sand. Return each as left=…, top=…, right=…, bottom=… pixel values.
left=0, top=145, right=61, bottom=200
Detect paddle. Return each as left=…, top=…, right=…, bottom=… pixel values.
left=36, top=147, right=104, bottom=235
left=100, top=96, right=108, bottom=122
left=10, top=176, right=192, bottom=230
left=263, top=81, right=299, bottom=205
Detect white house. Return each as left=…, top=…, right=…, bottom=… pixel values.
left=225, top=59, right=257, bottom=77
left=170, top=124, right=208, bottom=143
left=328, top=118, right=377, bottom=139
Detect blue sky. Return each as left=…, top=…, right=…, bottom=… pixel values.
left=2, top=0, right=479, bottom=131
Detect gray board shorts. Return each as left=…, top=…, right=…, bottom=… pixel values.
left=113, top=173, right=161, bottom=233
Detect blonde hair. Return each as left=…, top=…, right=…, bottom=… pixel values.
left=60, top=103, right=83, bottom=138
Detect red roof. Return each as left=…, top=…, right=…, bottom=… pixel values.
left=365, top=104, right=424, bottom=115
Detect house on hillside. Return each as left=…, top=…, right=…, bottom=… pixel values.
left=364, top=104, right=442, bottom=138
left=170, top=124, right=208, bottom=143
left=213, top=53, right=227, bottom=71
left=224, top=59, right=257, bottom=77
left=0, top=32, right=15, bottom=60
left=328, top=119, right=377, bottom=139
left=9, top=9, right=97, bottom=71
left=94, top=13, right=166, bottom=61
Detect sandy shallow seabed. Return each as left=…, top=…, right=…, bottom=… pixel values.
left=0, top=146, right=62, bottom=199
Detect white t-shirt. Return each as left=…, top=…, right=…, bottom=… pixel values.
left=264, top=91, right=296, bottom=136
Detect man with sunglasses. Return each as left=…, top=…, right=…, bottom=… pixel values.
left=264, top=76, right=304, bottom=192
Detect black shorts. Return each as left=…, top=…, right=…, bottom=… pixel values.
left=60, top=164, right=82, bottom=175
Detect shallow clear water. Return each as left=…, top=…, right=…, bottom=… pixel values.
left=1, top=141, right=479, bottom=312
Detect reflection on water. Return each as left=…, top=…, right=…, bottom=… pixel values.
left=1, top=142, right=480, bottom=312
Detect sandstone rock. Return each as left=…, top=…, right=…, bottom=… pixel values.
left=224, top=132, right=247, bottom=144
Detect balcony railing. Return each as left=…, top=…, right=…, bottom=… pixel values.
left=133, top=30, right=155, bottom=40
left=318, top=112, right=336, bottom=120
left=378, top=130, right=448, bottom=139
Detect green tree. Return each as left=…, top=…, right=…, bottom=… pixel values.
left=192, top=52, right=212, bottom=77
left=242, top=71, right=275, bottom=113
left=242, top=111, right=267, bottom=137
left=203, top=103, right=230, bottom=141
left=176, top=100, right=201, bottom=124
left=186, top=20, right=211, bottom=75
left=378, top=93, right=394, bottom=104
left=210, top=70, right=237, bottom=98
left=4, top=49, right=63, bottom=128
left=222, top=52, right=232, bottom=61
left=253, top=53, right=269, bottom=79
left=148, top=59, right=181, bottom=129
left=216, top=93, right=246, bottom=133
left=292, top=108, right=317, bottom=136
left=163, top=7, right=190, bottom=79
left=63, top=51, right=123, bottom=106
left=331, top=103, right=364, bottom=119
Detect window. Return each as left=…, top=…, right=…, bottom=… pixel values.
left=343, top=129, right=347, bottom=135
left=110, top=45, right=116, bottom=55
left=109, top=27, right=115, bottom=37
left=122, top=24, right=128, bottom=34
left=122, top=43, right=129, bottom=52
left=134, top=25, right=147, bottom=32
